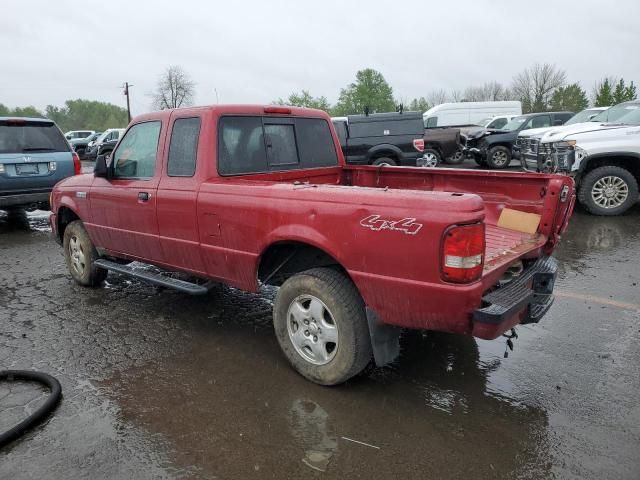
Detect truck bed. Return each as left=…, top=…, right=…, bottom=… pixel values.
left=484, top=224, right=544, bottom=269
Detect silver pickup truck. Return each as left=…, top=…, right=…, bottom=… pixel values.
left=0, top=117, right=80, bottom=211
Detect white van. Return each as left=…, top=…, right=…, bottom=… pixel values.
left=423, top=101, right=522, bottom=128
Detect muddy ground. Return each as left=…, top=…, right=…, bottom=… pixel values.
left=0, top=202, right=639, bottom=479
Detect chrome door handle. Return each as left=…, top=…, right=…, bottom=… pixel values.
left=138, top=192, right=150, bottom=201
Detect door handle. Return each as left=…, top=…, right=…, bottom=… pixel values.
left=138, top=192, right=150, bottom=202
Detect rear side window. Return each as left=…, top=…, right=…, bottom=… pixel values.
left=531, top=115, right=551, bottom=128
left=168, top=117, right=201, bottom=177
left=0, top=121, right=69, bottom=154
left=218, top=116, right=338, bottom=175
left=295, top=118, right=338, bottom=168
left=112, top=121, right=161, bottom=179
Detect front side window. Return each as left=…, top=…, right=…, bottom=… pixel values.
left=112, top=121, right=161, bottom=179
left=168, top=117, right=201, bottom=177
left=488, top=118, right=507, bottom=129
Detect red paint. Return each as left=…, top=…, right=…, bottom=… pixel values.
left=50, top=105, right=576, bottom=341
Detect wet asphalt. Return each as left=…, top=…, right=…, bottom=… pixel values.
left=0, top=185, right=639, bottom=479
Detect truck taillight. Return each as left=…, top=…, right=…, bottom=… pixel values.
left=413, top=138, right=425, bottom=152
left=442, top=223, right=485, bottom=283
left=72, top=152, right=81, bottom=175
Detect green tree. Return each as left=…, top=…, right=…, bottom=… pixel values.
left=9, top=106, right=44, bottom=118
left=612, top=79, right=637, bottom=104
left=550, top=83, right=589, bottom=112
left=44, top=99, right=128, bottom=131
left=333, top=68, right=395, bottom=116
left=593, top=78, right=615, bottom=107
left=273, top=90, right=331, bottom=112
left=0, top=103, right=10, bottom=116
left=408, top=97, right=431, bottom=112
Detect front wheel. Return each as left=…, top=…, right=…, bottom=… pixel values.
left=486, top=146, right=512, bottom=169
left=63, top=220, right=107, bottom=286
left=578, top=166, right=638, bottom=216
left=273, top=268, right=372, bottom=385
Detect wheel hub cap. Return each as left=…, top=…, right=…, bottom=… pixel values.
left=592, top=176, right=628, bottom=209
left=287, top=295, right=339, bottom=365
left=69, top=236, right=86, bottom=274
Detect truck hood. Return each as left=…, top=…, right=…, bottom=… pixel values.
left=535, top=123, right=633, bottom=143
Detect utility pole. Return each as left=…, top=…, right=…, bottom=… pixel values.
left=123, top=82, right=133, bottom=123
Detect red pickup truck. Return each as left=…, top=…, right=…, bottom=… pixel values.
left=50, top=105, right=575, bottom=385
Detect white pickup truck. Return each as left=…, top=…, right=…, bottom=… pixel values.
left=517, top=101, right=640, bottom=216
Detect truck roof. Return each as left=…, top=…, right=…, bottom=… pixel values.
left=347, top=111, right=422, bottom=123
left=131, top=104, right=331, bottom=124
left=0, top=116, right=53, bottom=123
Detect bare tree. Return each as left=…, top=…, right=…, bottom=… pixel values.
left=153, top=66, right=196, bottom=110
left=511, top=63, right=566, bottom=113
left=450, top=89, right=465, bottom=102
left=426, top=89, right=449, bottom=106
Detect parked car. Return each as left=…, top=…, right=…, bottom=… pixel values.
left=515, top=107, right=610, bottom=151
left=84, top=128, right=125, bottom=160
left=332, top=112, right=427, bottom=166
left=65, top=130, right=95, bottom=140
left=50, top=104, right=575, bottom=385
left=1, top=117, right=81, bottom=211
left=518, top=101, right=640, bottom=216
left=70, top=132, right=102, bottom=159
left=96, top=138, right=118, bottom=158
left=466, top=111, right=575, bottom=169
left=423, top=101, right=522, bottom=129
left=476, top=115, right=518, bottom=130
left=422, top=127, right=463, bottom=165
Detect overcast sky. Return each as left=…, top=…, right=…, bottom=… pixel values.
left=1, top=0, right=639, bottom=115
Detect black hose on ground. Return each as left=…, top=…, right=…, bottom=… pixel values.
left=0, top=370, right=62, bottom=448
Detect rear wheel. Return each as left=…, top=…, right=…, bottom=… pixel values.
left=273, top=268, right=372, bottom=385
left=486, top=146, right=512, bottom=169
left=420, top=148, right=441, bottom=167
left=63, top=220, right=107, bottom=286
left=371, top=157, right=397, bottom=166
left=578, top=166, right=638, bottom=216
left=445, top=150, right=465, bottom=165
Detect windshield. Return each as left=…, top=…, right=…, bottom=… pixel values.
left=591, top=103, right=640, bottom=123
left=566, top=109, right=604, bottom=125
left=0, top=121, right=69, bottom=154
left=501, top=116, right=527, bottom=131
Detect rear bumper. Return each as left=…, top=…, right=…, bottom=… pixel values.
left=0, top=191, right=50, bottom=209
left=472, top=256, right=558, bottom=338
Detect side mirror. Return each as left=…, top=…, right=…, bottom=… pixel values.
left=587, top=114, right=597, bottom=120
left=94, top=154, right=110, bottom=178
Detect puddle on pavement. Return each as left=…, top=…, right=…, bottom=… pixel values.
left=0, top=209, right=51, bottom=234
left=101, top=326, right=551, bottom=479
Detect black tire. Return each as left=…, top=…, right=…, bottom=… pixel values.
left=473, top=155, right=486, bottom=167
left=273, top=268, right=372, bottom=385
left=578, top=166, right=639, bottom=216
left=445, top=150, right=465, bottom=165
left=486, top=145, right=512, bottom=169
left=371, top=157, right=397, bottom=166
left=63, top=220, right=107, bottom=286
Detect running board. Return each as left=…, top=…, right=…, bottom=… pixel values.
left=94, top=259, right=210, bottom=295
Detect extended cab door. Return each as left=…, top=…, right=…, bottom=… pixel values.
left=89, top=121, right=165, bottom=262
left=156, top=115, right=206, bottom=274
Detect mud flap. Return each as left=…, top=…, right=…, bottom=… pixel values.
left=366, top=307, right=401, bottom=367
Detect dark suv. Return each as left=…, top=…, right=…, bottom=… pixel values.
left=467, top=111, right=574, bottom=169
left=0, top=117, right=79, bottom=211
left=331, top=112, right=427, bottom=166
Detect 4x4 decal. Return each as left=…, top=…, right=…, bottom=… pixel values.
left=360, top=215, right=423, bottom=235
